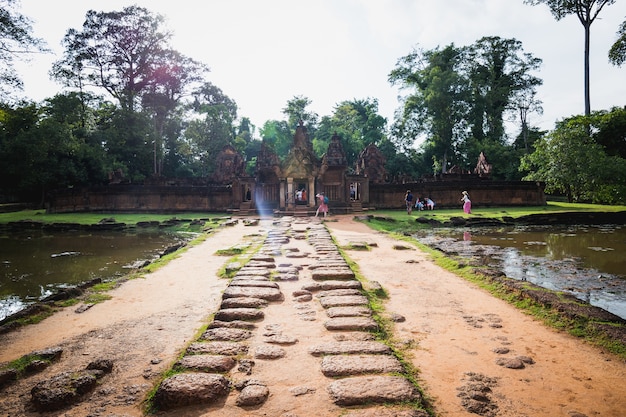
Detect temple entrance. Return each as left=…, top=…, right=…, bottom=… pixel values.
left=295, top=181, right=308, bottom=205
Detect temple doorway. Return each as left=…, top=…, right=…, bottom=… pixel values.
left=295, top=181, right=308, bottom=206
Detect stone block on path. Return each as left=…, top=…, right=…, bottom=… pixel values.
left=223, top=286, right=283, bottom=301
left=176, top=355, right=236, bottom=373
left=154, top=373, right=229, bottom=410
left=327, top=375, right=420, bottom=406
left=187, top=341, right=249, bottom=356
left=324, top=317, right=379, bottom=331
left=321, top=354, right=403, bottom=377
left=309, top=341, right=392, bottom=356
left=302, top=280, right=363, bottom=292
left=311, top=269, right=355, bottom=281
left=326, top=306, right=372, bottom=318
left=319, top=295, right=369, bottom=308
left=214, top=308, right=265, bottom=322
left=229, top=279, right=279, bottom=288
left=221, top=297, right=268, bottom=309
left=201, top=327, right=252, bottom=342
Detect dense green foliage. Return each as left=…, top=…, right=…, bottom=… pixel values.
left=609, top=18, right=626, bottom=67
left=524, top=0, right=617, bottom=115
left=389, top=36, right=542, bottom=179
left=0, top=3, right=625, bottom=206
left=521, top=108, right=626, bottom=204
left=0, top=0, right=48, bottom=97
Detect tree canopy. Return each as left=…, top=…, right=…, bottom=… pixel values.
left=609, top=18, right=626, bottom=67
left=524, top=0, right=616, bottom=115
left=0, top=0, right=48, bottom=97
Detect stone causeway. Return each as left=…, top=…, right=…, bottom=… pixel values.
left=153, top=217, right=427, bottom=416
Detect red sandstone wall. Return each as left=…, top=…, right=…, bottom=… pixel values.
left=46, top=185, right=234, bottom=213
left=45, top=181, right=545, bottom=213
left=368, top=181, right=546, bottom=209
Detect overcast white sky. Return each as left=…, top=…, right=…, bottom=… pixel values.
left=15, top=0, right=626, bottom=139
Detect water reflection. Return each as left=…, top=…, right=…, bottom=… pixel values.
left=0, top=229, right=185, bottom=321
left=416, top=225, right=626, bottom=320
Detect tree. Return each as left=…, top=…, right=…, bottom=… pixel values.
left=52, top=5, right=207, bottom=112
left=389, top=44, right=469, bottom=173
left=282, top=95, right=319, bottom=133
left=521, top=112, right=626, bottom=203
left=0, top=0, right=48, bottom=97
left=465, top=36, right=542, bottom=144
left=52, top=6, right=207, bottom=180
left=180, top=82, right=238, bottom=177
left=317, top=98, right=387, bottom=166
left=259, top=119, right=292, bottom=161
left=609, top=18, right=626, bottom=66
left=525, top=0, right=616, bottom=116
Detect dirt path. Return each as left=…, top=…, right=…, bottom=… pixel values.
left=1, top=215, right=626, bottom=417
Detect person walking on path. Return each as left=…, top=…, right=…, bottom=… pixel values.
left=404, top=190, right=414, bottom=214
left=461, top=191, right=472, bottom=214
left=315, top=192, right=328, bottom=218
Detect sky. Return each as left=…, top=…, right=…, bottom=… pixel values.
left=14, top=0, right=626, bottom=139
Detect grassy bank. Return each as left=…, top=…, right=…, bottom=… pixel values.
left=0, top=209, right=231, bottom=226
left=358, top=201, right=626, bottom=360
left=360, top=201, right=626, bottom=233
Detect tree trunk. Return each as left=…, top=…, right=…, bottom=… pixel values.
left=584, top=22, right=591, bottom=116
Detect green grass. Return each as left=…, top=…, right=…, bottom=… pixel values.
left=362, top=215, right=626, bottom=360
left=362, top=201, right=626, bottom=234
left=0, top=210, right=231, bottom=226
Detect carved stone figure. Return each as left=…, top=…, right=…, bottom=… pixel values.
left=212, top=145, right=245, bottom=184
left=355, top=143, right=387, bottom=184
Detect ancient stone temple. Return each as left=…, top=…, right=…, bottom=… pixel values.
left=46, top=122, right=546, bottom=214
left=356, top=143, right=387, bottom=184
left=211, top=145, right=246, bottom=184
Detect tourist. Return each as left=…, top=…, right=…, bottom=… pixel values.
left=415, top=197, right=424, bottom=211
left=404, top=190, right=414, bottom=214
left=301, top=189, right=307, bottom=203
left=296, top=189, right=302, bottom=202
left=461, top=191, right=472, bottom=214
left=315, top=193, right=328, bottom=218
left=425, top=197, right=435, bottom=210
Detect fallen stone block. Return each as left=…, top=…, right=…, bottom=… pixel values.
left=327, top=375, right=420, bottom=406
left=309, top=341, right=392, bottom=356
left=214, top=308, right=265, bottom=322
left=311, top=269, right=355, bottom=281
left=187, top=341, right=249, bottom=356
left=176, top=355, right=236, bottom=373
left=321, top=354, right=404, bottom=377
left=221, top=297, right=268, bottom=309
left=154, top=373, right=230, bottom=410
left=319, top=295, right=369, bottom=308
left=324, top=317, right=379, bottom=332
left=223, top=286, right=283, bottom=301
left=326, top=306, right=372, bottom=318
left=302, top=280, right=363, bottom=291
left=229, top=279, right=279, bottom=288
left=201, top=327, right=252, bottom=342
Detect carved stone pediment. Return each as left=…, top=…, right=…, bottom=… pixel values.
left=212, top=144, right=245, bottom=184
left=356, top=143, right=387, bottom=184
left=283, top=120, right=319, bottom=178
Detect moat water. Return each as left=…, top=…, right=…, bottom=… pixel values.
left=414, top=224, right=626, bottom=320
left=0, top=229, right=186, bottom=321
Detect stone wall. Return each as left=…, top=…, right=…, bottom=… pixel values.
left=46, top=185, right=234, bottom=213
left=45, top=181, right=545, bottom=214
left=368, top=180, right=546, bottom=209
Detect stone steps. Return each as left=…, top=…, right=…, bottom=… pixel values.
left=153, top=218, right=426, bottom=415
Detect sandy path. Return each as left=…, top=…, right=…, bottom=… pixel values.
left=0, top=221, right=261, bottom=416
left=1, top=215, right=626, bottom=417
left=326, top=218, right=626, bottom=417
